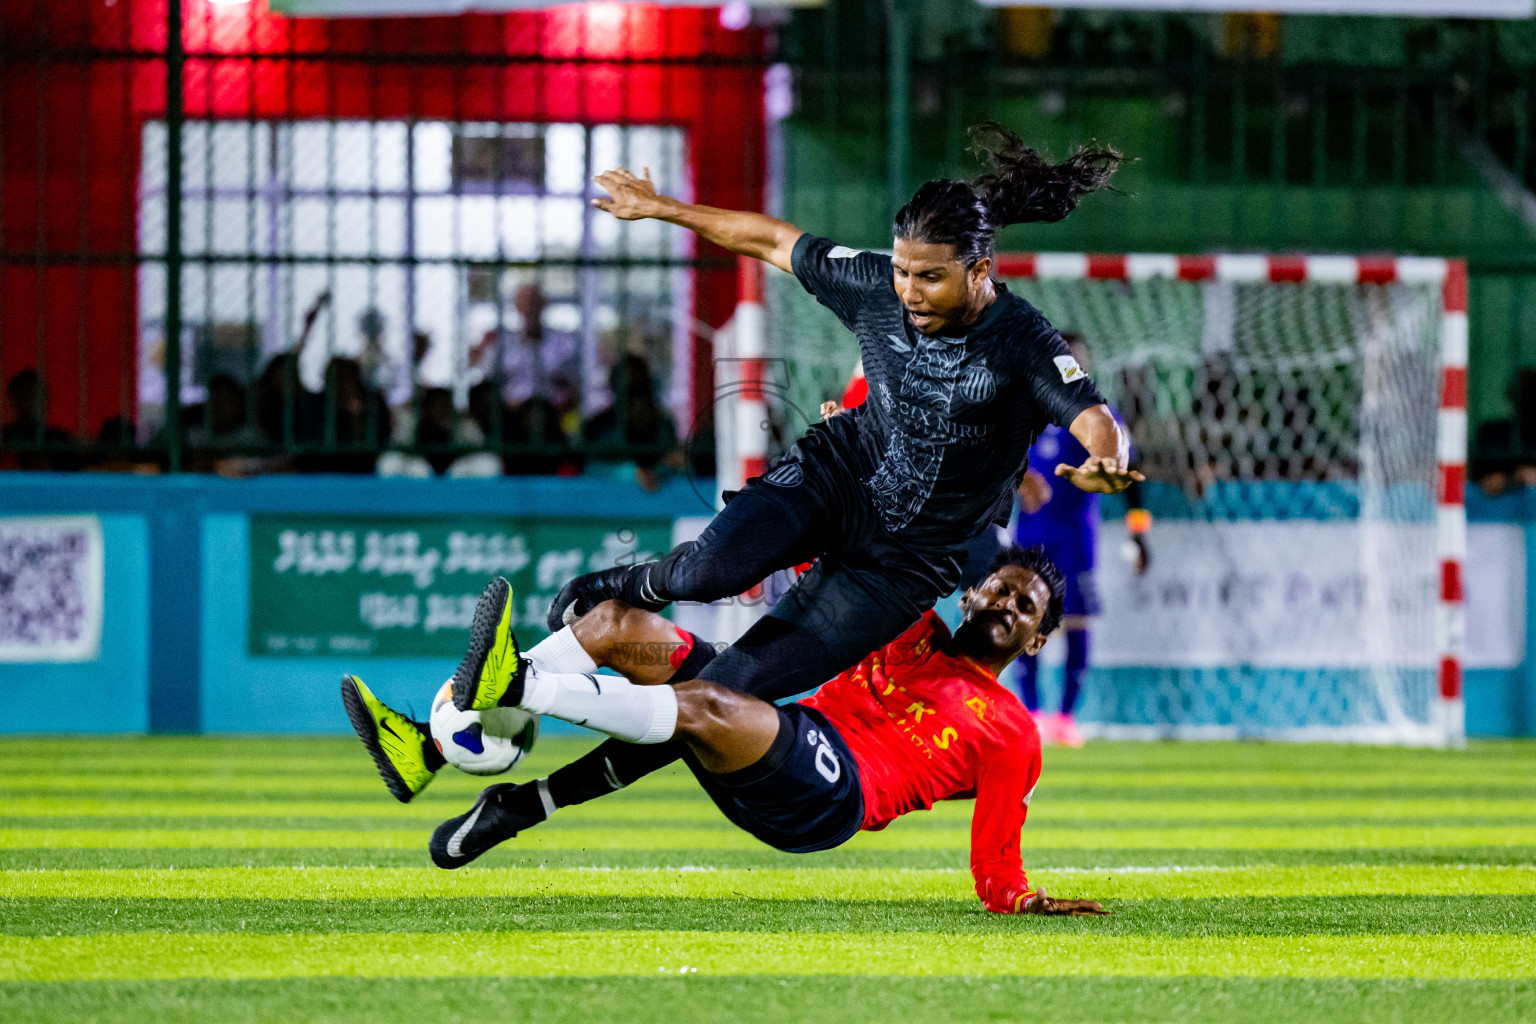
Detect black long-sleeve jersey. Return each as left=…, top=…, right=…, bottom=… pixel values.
left=790, top=233, right=1106, bottom=547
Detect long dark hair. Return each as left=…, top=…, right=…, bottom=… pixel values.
left=893, top=122, right=1121, bottom=266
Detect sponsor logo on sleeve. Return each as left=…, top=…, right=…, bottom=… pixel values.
left=1054, top=354, right=1087, bottom=384
left=828, top=246, right=864, bottom=259
left=763, top=462, right=804, bottom=488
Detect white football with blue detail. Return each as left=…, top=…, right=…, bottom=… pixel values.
left=429, top=679, right=538, bottom=776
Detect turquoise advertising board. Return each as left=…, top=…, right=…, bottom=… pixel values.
left=247, top=515, right=675, bottom=658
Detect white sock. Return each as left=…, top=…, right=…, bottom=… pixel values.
left=518, top=664, right=677, bottom=745
left=525, top=626, right=599, bottom=675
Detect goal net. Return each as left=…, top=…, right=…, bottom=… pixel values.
left=764, top=253, right=1466, bottom=747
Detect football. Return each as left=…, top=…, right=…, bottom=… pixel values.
left=428, top=679, right=539, bottom=776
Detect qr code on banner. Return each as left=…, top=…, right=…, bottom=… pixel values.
left=0, top=516, right=103, bottom=662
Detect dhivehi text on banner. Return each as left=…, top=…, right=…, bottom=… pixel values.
left=0, top=515, right=104, bottom=663
left=248, top=515, right=671, bottom=658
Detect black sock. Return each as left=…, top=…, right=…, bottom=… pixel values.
left=502, top=779, right=550, bottom=825
left=413, top=720, right=448, bottom=772
left=544, top=738, right=684, bottom=808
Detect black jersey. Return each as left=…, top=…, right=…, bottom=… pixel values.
left=790, top=233, right=1106, bottom=547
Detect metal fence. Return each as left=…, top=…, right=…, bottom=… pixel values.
left=0, top=0, right=766, bottom=478
left=779, top=6, right=1536, bottom=465
left=5, top=2, right=1536, bottom=479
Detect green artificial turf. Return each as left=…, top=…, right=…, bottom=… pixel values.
left=1, top=735, right=1533, bottom=1022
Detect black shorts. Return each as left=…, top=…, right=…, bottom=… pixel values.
left=696, top=428, right=965, bottom=702
left=685, top=703, right=864, bottom=854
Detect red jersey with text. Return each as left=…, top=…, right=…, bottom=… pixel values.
left=799, top=611, right=1042, bottom=913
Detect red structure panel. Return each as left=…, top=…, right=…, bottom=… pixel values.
left=0, top=0, right=765, bottom=438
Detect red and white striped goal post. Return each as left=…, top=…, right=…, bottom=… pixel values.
left=995, top=252, right=1468, bottom=747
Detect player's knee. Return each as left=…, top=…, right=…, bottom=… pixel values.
left=672, top=679, right=735, bottom=738
left=570, top=599, right=630, bottom=659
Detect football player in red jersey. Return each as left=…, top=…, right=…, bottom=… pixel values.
left=428, top=547, right=1105, bottom=916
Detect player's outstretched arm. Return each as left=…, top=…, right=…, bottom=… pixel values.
left=1058, top=404, right=1146, bottom=494
left=591, top=167, right=802, bottom=274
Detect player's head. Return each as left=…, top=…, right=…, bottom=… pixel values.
left=890, top=123, right=1120, bottom=336
left=955, top=545, right=1066, bottom=664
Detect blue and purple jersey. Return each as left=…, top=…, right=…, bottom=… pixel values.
left=1012, top=423, right=1097, bottom=577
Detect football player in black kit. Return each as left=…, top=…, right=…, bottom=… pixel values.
left=434, top=123, right=1143, bottom=844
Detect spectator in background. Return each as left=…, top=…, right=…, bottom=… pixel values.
left=83, top=415, right=160, bottom=474
left=357, top=307, right=393, bottom=395
left=2, top=370, right=79, bottom=471
left=467, top=381, right=577, bottom=476
left=1475, top=367, right=1536, bottom=496
left=378, top=386, right=499, bottom=479
left=255, top=291, right=332, bottom=456
left=296, top=357, right=392, bottom=474
left=581, top=353, right=681, bottom=492
left=188, top=374, right=260, bottom=449
left=255, top=351, right=321, bottom=453
left=477, top=284, right=580, bottom=417
left=184, top=373, right=271, bottom=476
left=387, top=330, right=437, bottom=447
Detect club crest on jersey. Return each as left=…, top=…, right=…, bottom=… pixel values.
left=958, top=365, right=996, bottom=404
left=828, top=246, right=863, bottom=259
left=1054, top=354, right=1087, bottom=383
left=763, top=461, right=804, bottom=488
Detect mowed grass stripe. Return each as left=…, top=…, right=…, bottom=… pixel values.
left=3, top=930, right=1532, bottom=981
left=7, top=896, right=1534, bottom=939
left=14, top=813, right=1536, bottom=835
left=5, top=976, right=1535, bottom=1024
left=5, top=772, right=1534, bottom=796
left=7, top=864, right=1533, bottom=901
left=7, top=824, right=1534, bottom=850
left=8, top=795, right=1534, bottom=823
left=4, top=736, right=1527, bottom=768
left=11, top=845, right=1536, bottom=873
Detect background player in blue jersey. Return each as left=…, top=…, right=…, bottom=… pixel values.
left=1013, top=335, right=1150, bottom=746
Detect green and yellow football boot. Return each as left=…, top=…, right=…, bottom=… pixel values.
left=451, top=576, right=527, bottom=712
left=340, top=674, right=440, bottom=803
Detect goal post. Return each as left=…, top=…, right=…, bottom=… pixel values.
left=761, top=250, right=1467, bottom=748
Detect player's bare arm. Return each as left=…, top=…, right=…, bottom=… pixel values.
left=1058, top=404, right=1145, bottom=494
left=591, top=166, right=801, bottom=274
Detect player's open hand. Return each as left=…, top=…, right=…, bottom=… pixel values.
left=1055, top=455, right=1145, bottom=495
left=591, top=167, right=666, bottom=221
left=1021, top=888, right=1109, bottom=916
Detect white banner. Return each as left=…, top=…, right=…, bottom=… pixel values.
left=1465, top=524, right=1526, bottom=670
left=1092, top=521, right=1522, bottom=670
left=0, top=516, right=104, bottom=663
left=976, top=1, right=1533, bottom=16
